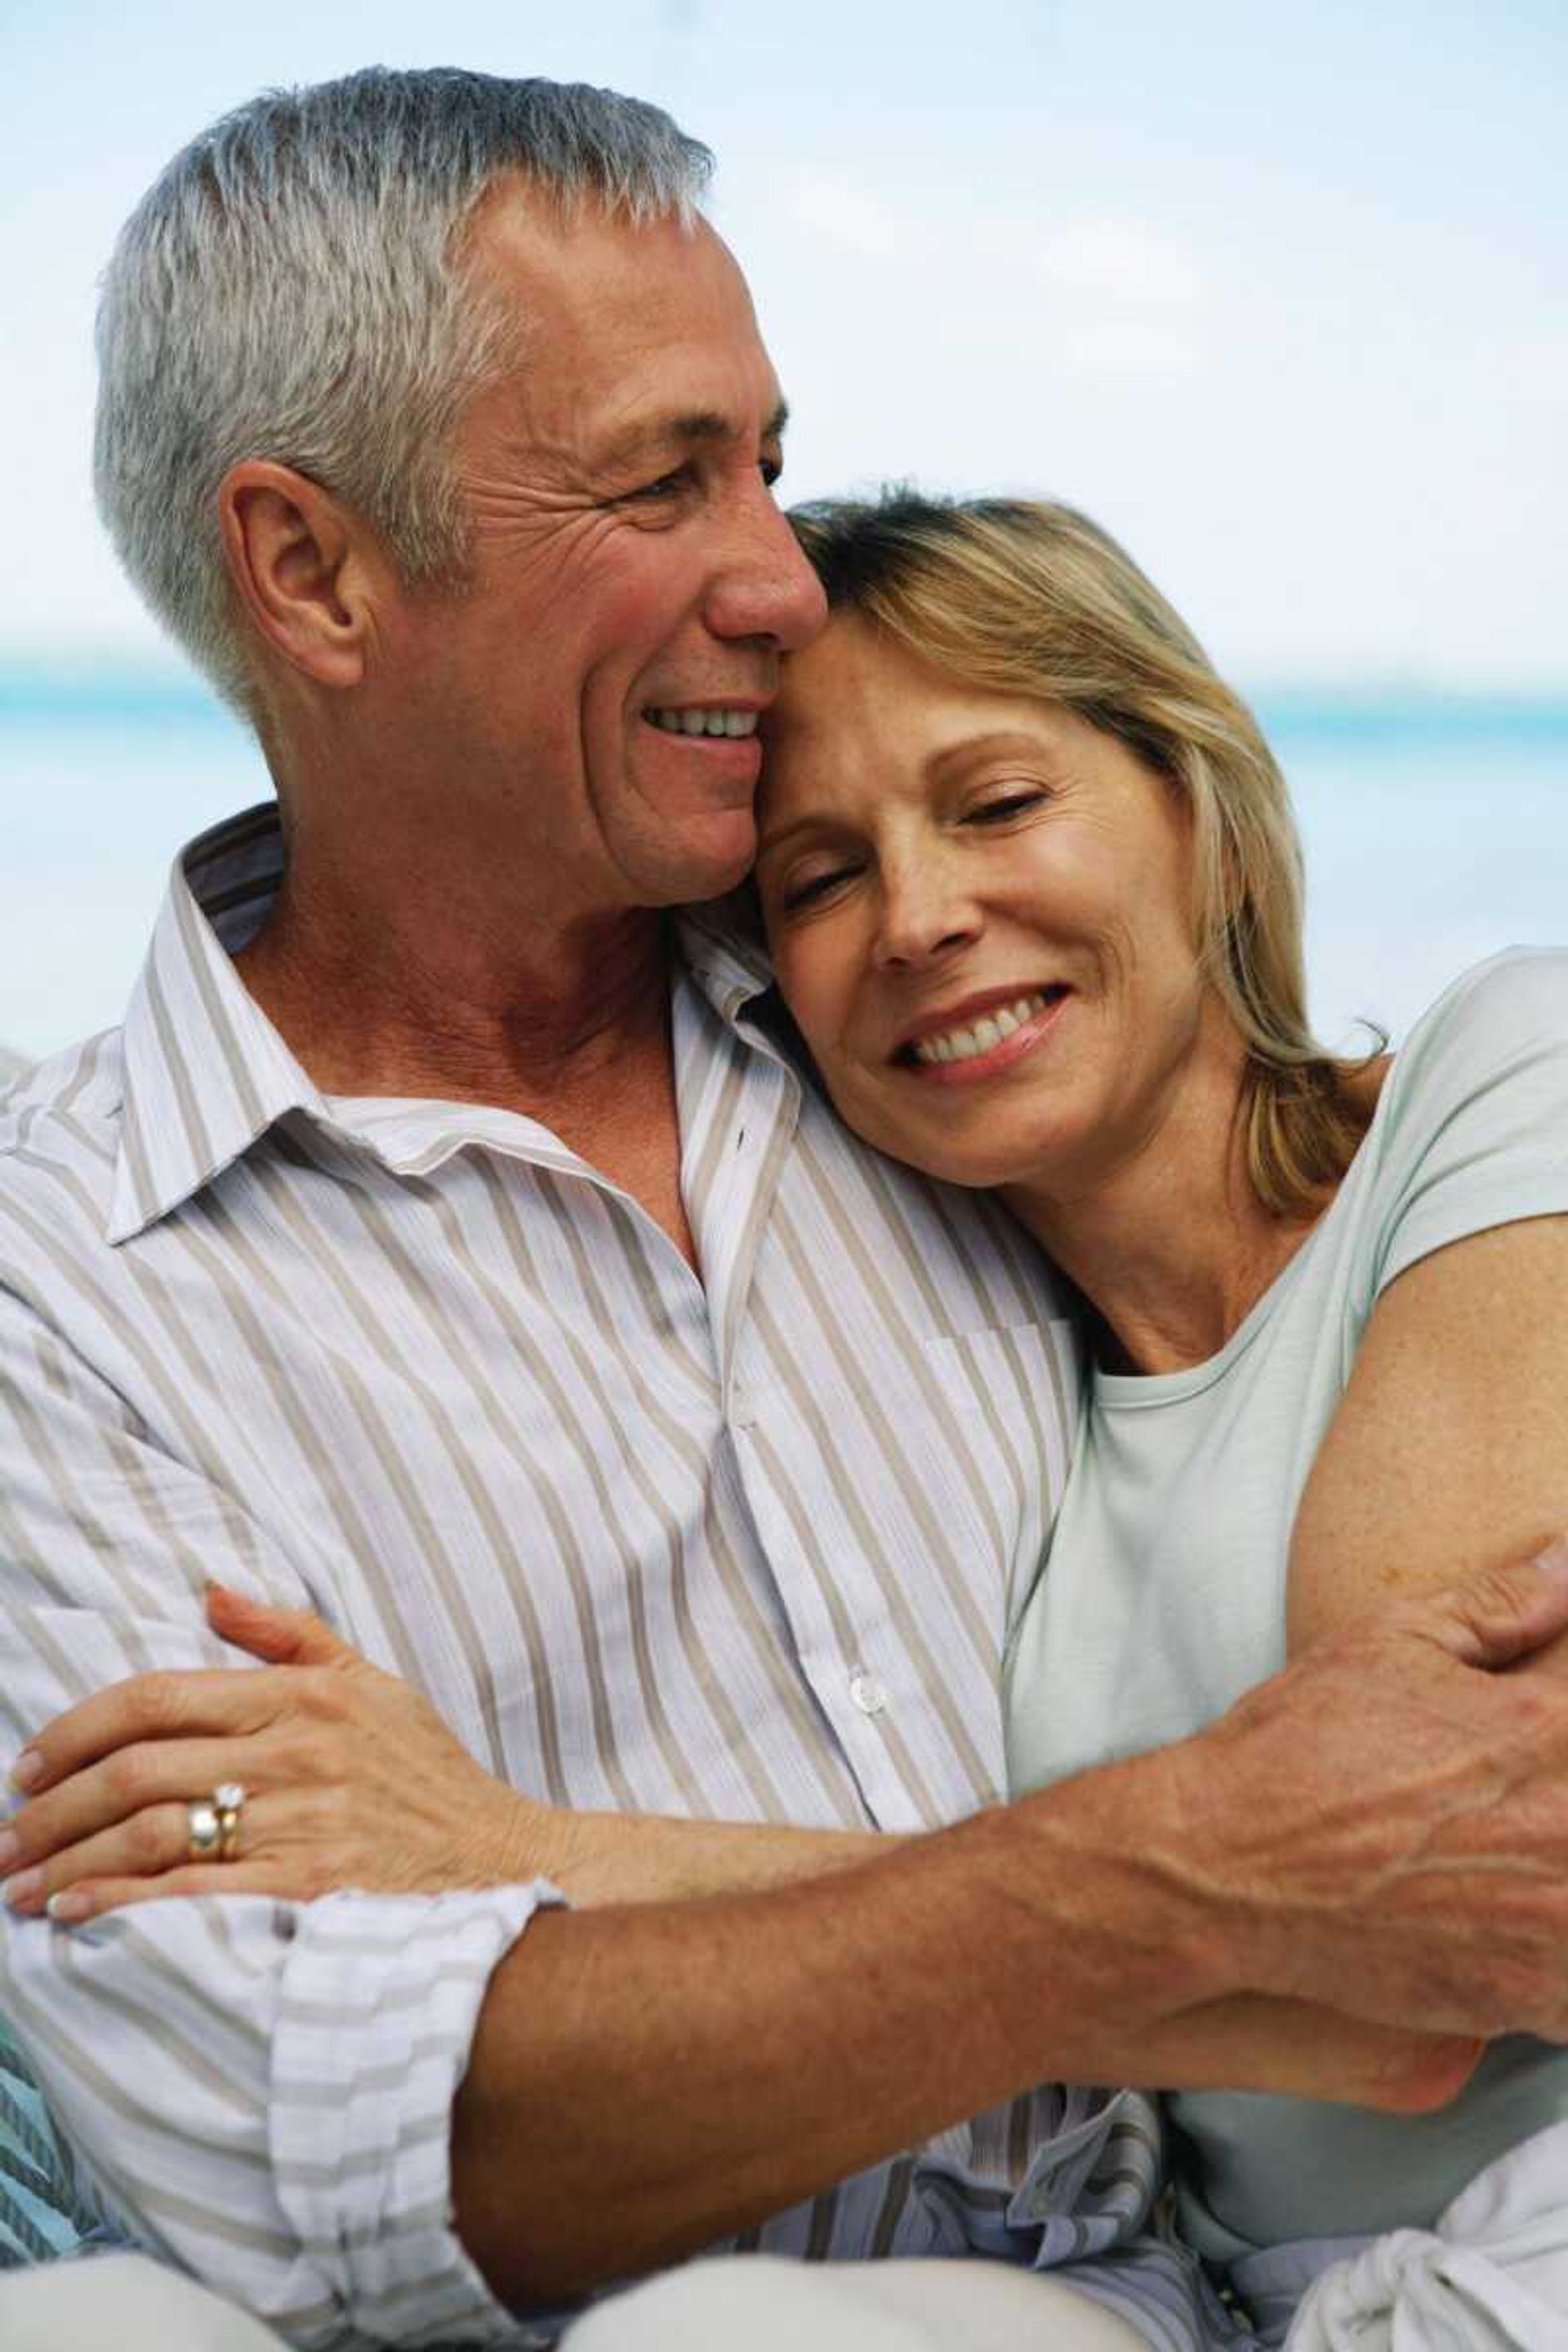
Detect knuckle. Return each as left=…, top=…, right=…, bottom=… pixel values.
left=104, top=1748, right=154, bottom=1806
left=127, top=1811, right=168, bottom=1869
left=294, top=1673, right=339, bottom=1722
left=131, top=1674, right=185, bottom=1735
left=275, top=1730, right=329, bottom=1781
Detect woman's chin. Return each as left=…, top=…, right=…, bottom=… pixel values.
left=860, top=1111, right=1062, bottom=1194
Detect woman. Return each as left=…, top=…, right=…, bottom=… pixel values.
left=753, top=492, right=1568, bottom=2341
left=7, top=490, right=1568, bottom=2341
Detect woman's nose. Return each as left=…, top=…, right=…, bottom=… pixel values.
left=872, top=870, right=980, bottom=969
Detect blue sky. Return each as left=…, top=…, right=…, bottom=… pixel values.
left=4, top=0, right=1564, bottom=688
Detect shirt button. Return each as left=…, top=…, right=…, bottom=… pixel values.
left=730, top=1389, right=757, bottom=1432
left=849, top=1668, right=889, bottom=1717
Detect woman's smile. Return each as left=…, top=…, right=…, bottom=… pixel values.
left=890, top=982, right=1072, bottom=1083
left=757, top=612, right=1214, bottom=1198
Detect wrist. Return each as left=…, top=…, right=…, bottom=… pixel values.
left=491, top=1790, right=577, bottom=1893
left=1008, top=1741, right=1246, bottom=2025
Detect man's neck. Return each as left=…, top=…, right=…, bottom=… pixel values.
left=233, top=863, right=675, bottom=1121
left=234, top=866, right=702, bottom=1272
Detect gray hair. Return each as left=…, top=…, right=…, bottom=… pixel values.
left=94, top=68, right=713, bottom=706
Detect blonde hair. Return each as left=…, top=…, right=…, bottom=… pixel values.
left=788, top=492, right=1381, bottom=1220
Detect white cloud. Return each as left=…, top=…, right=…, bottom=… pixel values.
left=781, top=167, right=924, bottom=263
left=778, top=170, right=1211, bottom=379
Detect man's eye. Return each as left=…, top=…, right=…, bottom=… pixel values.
left=760, top=456, right=783, bottom=489
left=624, top=467, right=693, bottom=503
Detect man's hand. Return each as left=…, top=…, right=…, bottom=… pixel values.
left=1161, top=1538, right=1568, bottom=2042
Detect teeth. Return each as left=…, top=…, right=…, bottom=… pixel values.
left=648, top=707, right=759, bottom=737
left=911, top=992, right=1054, bottom=1067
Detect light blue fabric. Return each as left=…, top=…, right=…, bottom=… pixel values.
left=1006, top=949, right=1568, bottom=2265
left=0, top=2012, right=123, bottom=2269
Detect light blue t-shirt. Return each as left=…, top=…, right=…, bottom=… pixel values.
left=1005, top=948, right=1568, bottom=2260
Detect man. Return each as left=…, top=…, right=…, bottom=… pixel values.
left=3, top=65, right=1568, bottom=2352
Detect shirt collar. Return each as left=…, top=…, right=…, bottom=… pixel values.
left=675, top=886, right=777, bottom=1022
left=108, top=805, right=332, bottom=1244
left=108, top=804, right=788, bottom=1245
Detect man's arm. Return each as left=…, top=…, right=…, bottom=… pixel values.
left=11, top=1282, right=1568, bottom=2331
left=450, top=1542, right=1568, bottom=2307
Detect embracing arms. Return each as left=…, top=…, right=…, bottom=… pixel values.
left=11, top=1551, right=1568, bottom=2306
left=9, top=1251, right=1568, bottom=2313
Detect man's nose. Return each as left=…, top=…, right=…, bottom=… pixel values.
left=706, top=483, right=828, bottom=653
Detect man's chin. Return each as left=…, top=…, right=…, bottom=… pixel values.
left=658, top=807, right=760, bottom=906
left=679, top=847, right=757, bottom=906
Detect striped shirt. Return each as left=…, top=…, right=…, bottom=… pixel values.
left=0, top=805, right=1223, bottom=2350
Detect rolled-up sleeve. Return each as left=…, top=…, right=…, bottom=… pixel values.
left=0, top=1291, right=559, bottom=2347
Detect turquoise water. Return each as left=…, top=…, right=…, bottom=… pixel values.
left=2, top=673, right=1566, bottom=1064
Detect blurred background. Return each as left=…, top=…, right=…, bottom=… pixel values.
left=2, top=0, right=1564, bottom=1071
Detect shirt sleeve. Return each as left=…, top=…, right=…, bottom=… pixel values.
left=1370, top=948, right=1568, bottom=1297
left=0, top=1283, right=559, bottom=2349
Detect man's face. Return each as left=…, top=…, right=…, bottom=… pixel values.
left=376, top=187, right=827, bottom=916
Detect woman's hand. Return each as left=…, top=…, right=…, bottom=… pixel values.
left=1, top=1585, right=552, bottom=1922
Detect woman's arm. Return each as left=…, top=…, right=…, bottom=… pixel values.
left=1288, top=1214, right=1568, bottom=1649
left=1, top=1586, right=891, bottom=1922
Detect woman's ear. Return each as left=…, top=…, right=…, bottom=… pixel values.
left=218, top=459, right=383, bottom=690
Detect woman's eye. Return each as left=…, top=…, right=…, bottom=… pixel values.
left=967, top=791, right=1046, bottom=825
left=780, top=865, right=857, bottom=914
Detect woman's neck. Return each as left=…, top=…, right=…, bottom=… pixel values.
left=1000, top=1058, right=1325, bottom=1378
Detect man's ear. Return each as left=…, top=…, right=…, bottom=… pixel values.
left=218, top=460, right=385, bottom=690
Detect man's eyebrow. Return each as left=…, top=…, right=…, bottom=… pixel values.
left=596, top=399, right=790, bottom=476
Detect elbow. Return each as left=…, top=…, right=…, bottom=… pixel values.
left=1364, top=2035, right=1485, bottom=2115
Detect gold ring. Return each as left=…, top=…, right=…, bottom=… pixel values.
left=213, top=1782, right=247, bottom=1864
left=187, top=1799, right=221, bottom=1860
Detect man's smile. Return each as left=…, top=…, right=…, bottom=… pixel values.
left=644, top=704, right=762, bottom=737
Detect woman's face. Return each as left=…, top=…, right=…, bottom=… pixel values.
left=757, top=612, right=1228, bottom=1198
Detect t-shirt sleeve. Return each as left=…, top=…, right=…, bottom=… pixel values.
left=1370, top=948, right=1568, bottom=1297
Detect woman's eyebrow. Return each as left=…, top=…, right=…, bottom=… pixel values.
left=754, top=813, right=830, bottom=862
left=925, top=728, right=1060, bottom=780
left=758, top=724, right=1057, bottom=859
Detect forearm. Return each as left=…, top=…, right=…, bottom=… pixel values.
left=2, top=1880, right=548, bottom=2342
left=455, top=1750, right=1458, bottom=2306
left=532, top=1805, right=894, bottom=1906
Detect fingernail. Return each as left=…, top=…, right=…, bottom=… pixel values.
left=5, top=1868, right=42, bottom=1909
left=0, top=1831, right=19, bottom=1870
left=8, top=1751, right=43, bottom=1794
left=1534, top=1537, right=1568, bottom=1583
left=45, top=1891, right=90, bottom=1924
